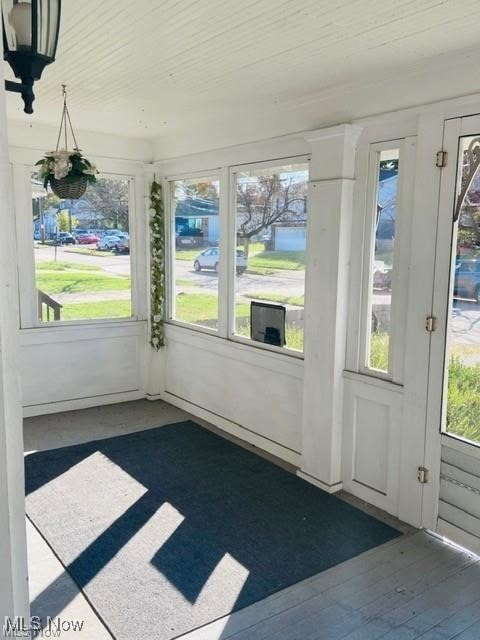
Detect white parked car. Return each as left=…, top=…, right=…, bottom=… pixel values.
left=97, top=235, right=122, bottom=250
left=193, top=248, right=247, bottom=275
left=108, top=230, right=129, bottom=239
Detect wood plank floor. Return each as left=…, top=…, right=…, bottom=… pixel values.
left=25, top=401, right=480, bottom=640
left=180, top=531, right=480, bottom=640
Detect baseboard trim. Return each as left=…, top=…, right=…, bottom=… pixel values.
left=155, top=390, right=301, bottom=467
left=23, top=390, right=145, bottom=418
left=297, top=470, right=343, bottom=494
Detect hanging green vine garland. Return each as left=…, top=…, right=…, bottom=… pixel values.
left=150, top=179, right=165, bottom=349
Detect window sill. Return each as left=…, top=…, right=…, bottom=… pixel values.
left=165, top=322, right=305, bottom=368
left=343, top=369, right=404, bottom=393
left=228, top=333, right=304, bottom=360
left=20, top=317, right=146, bottom=333
left=167, top=318, right=220, bottom=338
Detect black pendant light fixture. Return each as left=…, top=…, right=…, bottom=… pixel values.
left=2, top=0, right=61, bottom=114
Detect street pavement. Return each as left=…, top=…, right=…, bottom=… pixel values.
left=174, top=259, right=305, bottom=297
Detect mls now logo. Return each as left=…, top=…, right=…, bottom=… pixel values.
left=3, top=616, right=84, bottom=637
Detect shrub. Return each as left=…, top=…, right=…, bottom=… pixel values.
left=447, top=357, right=480, bottom=443
left=369, top=331, right=389, bottom=371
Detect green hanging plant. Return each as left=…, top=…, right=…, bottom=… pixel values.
left=150, top=179, right=165, bottom=349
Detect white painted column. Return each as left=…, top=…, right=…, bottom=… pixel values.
left=0, top=69, right=30, bottom=623
left=298, top=124, right=362, bottom=493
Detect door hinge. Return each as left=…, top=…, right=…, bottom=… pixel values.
left=418, top=466, right=429, bottom=484
left=436, top=151, right=447, bottom=168
left=426, top=315, right=437, bottom=332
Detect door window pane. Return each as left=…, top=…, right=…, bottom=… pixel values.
left=445, top=136, right=480, bottom=444
left=32, top=174, right=132, bottom=323
left=234, top=162, right=308, bottom=351
left=171, top=177, right=220, bottom=330
left=367, top=149, right=399, bottom=373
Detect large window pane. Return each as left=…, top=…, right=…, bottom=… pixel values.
left=445, top=136, right=480, bottom=445
left=234, top=162, right=308, bottom=351
left=32, top=175, right=132, bottom=323
left=367, top=149, right=399, bottom=373
left=171, top=177, right=220, bottom=330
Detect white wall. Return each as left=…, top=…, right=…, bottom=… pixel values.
left=20, top=322, right=147, bottom=417
left=0, top=70, right=29, bottom=625
left=7, top=120, right=153, bottom=163
left=162, top=326, right=303, bottom=466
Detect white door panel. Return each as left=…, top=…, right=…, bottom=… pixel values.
left=428, top=114, right=480, bottom=549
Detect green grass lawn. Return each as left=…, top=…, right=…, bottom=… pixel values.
left=175, top=249, right=201, bottom=262
left=246, top=242, right=265, bottom=255
left=36, top=261, right=99, bottom=272
left=248, top=250, right=305, bottom=271
left=370, top=331, right=480, bottom=443
left=244, top=292, right=304, bottom=307
left=61, top=299, right=132, bottom=320
left=369, top=331, right=390, bottom=372
left=176, top=278, right=200, bottom=288
left=236, top=321, right=304, bottom=351
left=447, top=357, right=480, bottom=443
left=175, top=293, right=249, bottom=325
left=36, top=270, right=131, bottom=294
left=285, top=325, right=304, bottom=351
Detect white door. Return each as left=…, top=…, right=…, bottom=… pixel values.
left=427, top=115, right=480, bottom=554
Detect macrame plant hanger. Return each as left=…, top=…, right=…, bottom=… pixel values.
left=49, top=85, right=89, bottom=199
left=55, top=84, right=80, bottom=154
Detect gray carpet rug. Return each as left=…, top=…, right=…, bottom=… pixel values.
left=25, top=421, right=401, bottom=640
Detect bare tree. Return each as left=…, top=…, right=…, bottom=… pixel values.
left=81, top=178, right=130, bottom=231
left=236, top=174, right=307, bottom=255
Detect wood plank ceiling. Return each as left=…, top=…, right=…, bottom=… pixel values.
left=4, top=0, right=480, bottom=144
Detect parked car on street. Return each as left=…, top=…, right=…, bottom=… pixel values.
left=77, top=233, right=100, bottom=245
left=107, top=229, right=129, bottom=239
left=176, top=228, right=204, bottom=248
left=113, top=238, right=129, bottom=254
left=193, top=248, right=247, bottom=275
left=55, top=232, right=76, bottom=245
left=97, top=235, right=122, bottom=250
left=454, top=258, right=480, bottom=302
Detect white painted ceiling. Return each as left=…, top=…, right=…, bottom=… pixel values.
left=5, top=0, right=480, bottom=156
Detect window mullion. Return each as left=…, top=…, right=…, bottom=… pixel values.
left=16, top=164, right=37, bottom=328
left=217, top=166, right=230, bottom=338
left=165, top=179, right=176, bottom=322
left=226, top=168, right=237, bottom=338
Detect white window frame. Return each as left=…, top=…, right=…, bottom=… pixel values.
left=165, top=169, right=223, bottom=337
left=165, top=155, right=310, bottom=359
left=228, top=156, right=310, bottom=358
left=358, top=138, right=415, bottom=383
left=14, top=158, right=143, bottom=329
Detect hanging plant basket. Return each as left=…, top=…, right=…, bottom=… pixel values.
left=35, top=86, right=98, bottom=200
left=50, top=174, right=89, bottom=199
